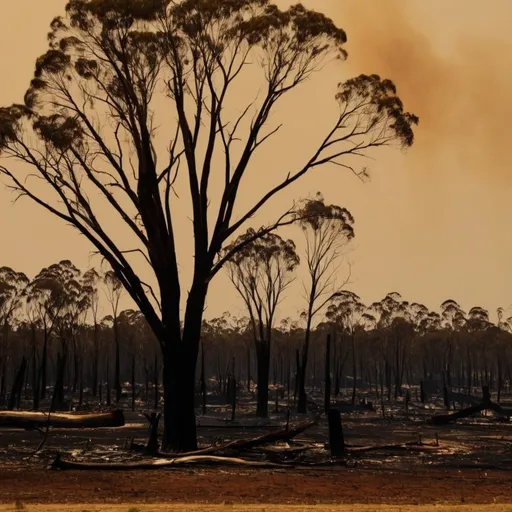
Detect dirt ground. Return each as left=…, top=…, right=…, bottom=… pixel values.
left=2, top=507, right=512, bottom=512
left=1, top=506, right=512, bottom=512
left=0, top=466, right=511, bottom=505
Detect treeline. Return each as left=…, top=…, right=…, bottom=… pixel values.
left=0, top=261, right=158, bottom=411
left=0, top=260, right=511, bottom=415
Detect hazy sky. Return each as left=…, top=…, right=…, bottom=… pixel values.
left=0, top=1, right=511, bottom=321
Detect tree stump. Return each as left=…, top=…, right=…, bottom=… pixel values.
left=327, top=408, right=345, bottom=458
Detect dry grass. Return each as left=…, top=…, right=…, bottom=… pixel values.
left=1, top=505, right=512, bottom=512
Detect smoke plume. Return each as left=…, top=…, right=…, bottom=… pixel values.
left=338, top=0, right=512, bottom=184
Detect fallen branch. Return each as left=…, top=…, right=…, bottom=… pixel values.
left=0, top=409, right=125, bottom=430
left=428, top=400, right=512, bottom=425
left=162, top=418, right=318, bottom=457
left=345, top=441, right=442, bottom=454
left=51, top=453, right=289, bottom=471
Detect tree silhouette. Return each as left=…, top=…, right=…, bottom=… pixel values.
left=296, top=193, right=355, bottom=413
left=0, top=1, right=417, bottom=450
left=225, top=229, right=299, bottom=417
left=0, top=267, right=29, bottom=406
left=104, top=270, right=123, bottom=403
left=27, top=261, right=77, bottom=405
left=82, top=268, right=102, bottom=396
left=326, top=290, right=366, bottom=405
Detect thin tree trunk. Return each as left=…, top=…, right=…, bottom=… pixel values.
left=114, top=318, right=121, bottom=403
left=351, top=332, right=357, bottom=405
left=106, top=359, right=111, bottom=406
left=40, top=330, right=48, bottom=400
left=8, top=357, right=27, bottom=411
left=246, top=345, right=251, bottom=393
left=0, top=361, right=6, bottom=406
left=298, top=312, right=313, bottom=414
left=153, top=353, right=159, bottom=410
left=324, top=334, right=331, bottom=414
left=31, top=324, right=39, bottom=410
left=131, top=354, right=136, bottom=412
left=144, top=359, right=149, bottom=404
left=78, top=360, right=84, bottom=407
left=92, top=323, right=99, bottom=397
left=200, top=342, right=207, bottom=415
left=256, top=340, right=270, bottom=417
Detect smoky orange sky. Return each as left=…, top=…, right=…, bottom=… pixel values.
left=0, top=0, right=511, bottom=321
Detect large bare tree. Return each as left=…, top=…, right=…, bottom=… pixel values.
left=0, top=0, right=417, bottom=450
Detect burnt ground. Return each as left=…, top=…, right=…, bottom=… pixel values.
left=1, top=391, right=512, bottom=505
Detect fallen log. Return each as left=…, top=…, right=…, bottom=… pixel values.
left=51, top=453, right=288, bottom=471
left=428, top=400, right=512, bottom=425
left=136, top=418, right=318, bottom=458
left=0, top=409, right=125, bottom=429
left=177, top=418, right=318, bottom=456
left=345, top=442, right=442, bottom=454
left=486, top=401, right=512, bottom=418
left=252, top=442, right=317, bottom=454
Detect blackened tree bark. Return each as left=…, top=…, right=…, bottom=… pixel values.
left=324, top=334, right=331, bottom=414
left=255, top=340, right=270, bottom=417
left=200, top=340, right=207, bottom=415
left=7, top=357, right=27, bottom=411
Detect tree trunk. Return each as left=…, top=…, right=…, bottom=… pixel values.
left=324, top=334, right=331, bottom=415
left=0, top=361, right=5, bottom=406
left=297, top=367, right=307, bottom=413
left=51, top=350, right=67, bottom=412
left=255, top=340, right=270, bottom=417
left=298, top=310, right=314, bottom=414
left=144, top=359, right=149, bottom=403
left=327, top=408, right=345, bottom=457
left=114, top=318, right=121, bottom=403
left=200, top=342, right=207, bottom=415
left=497, top=358, right=503, bottom=403
left=8, top=357, right=27, bottom=411
left=92, top=323, right=99, bottom=397
left=161, top=342, right=198, bottom=452
left=31, top=323, right=39, bottom=410
left=246, top=345, right=251, bottom=393
left=131, top=354, right=136, bottom=412
left=153, top=353, right=159, bottom=410
left=351, top=332, right=357, bottom=405
left=40, top=331, right=48, bottom=399
left=78, top=361, right=84, bottom=407
left=106, top=359, right=111, bottom=406
left=73, top=337, right=79, bottom=393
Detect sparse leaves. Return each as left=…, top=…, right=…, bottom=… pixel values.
left=336, top=74, right=419, bottom=148
left=224, top=229, right=299, bottom=341
left=33, top=114, right=83, bottom=151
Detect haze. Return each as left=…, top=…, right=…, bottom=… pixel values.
left=0, top=0, right=510, bottom=320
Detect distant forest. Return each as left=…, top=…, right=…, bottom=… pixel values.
left=0, top=259, right=510, bottom=416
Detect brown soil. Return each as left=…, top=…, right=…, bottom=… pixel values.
left=0, top=467, right=510, bottom=505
